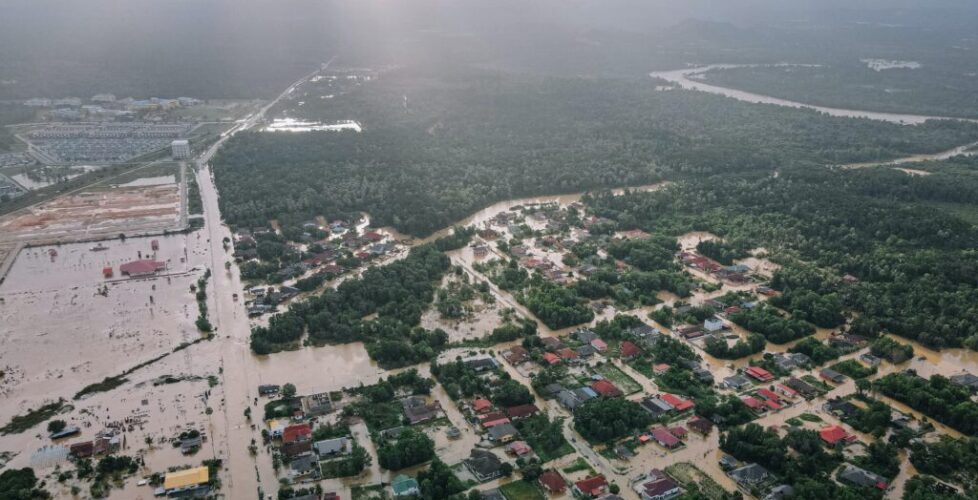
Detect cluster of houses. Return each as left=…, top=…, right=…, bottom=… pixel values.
left=679, top=252, right=752, bottom=284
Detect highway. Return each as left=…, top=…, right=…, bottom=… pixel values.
left=195, top=58, right=333, bottom=499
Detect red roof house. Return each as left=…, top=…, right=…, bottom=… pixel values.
left=763, top=399, right=782, bottom=412
left=573, top=475, right=608, bottom=497
left=660, top=393, right=694, bottom=412
left=745, top=366, right=774, bottom=382
left=819, top=425, right=855, bottom=445
left=506, top=404, right=540, bottom=420
left=650, top=428, right=682, bottom=449
left=539, top=471, right=567, bottom=494
left=756, top=388, right=781, bottom=402
left=119, top=259, right=166, bottom=277
left=282, top=423, right=312, bottom=444
left=741, top=396, right=766, bottom=411
left=653, top=363, right=672, bottom=375
left=668, top=426, right=688, bottom=438
left=620, top=341, right=641, bottom=360
left=590, top=379, right=623, bottom=398
left=558, top=348, right=579, bottom=360
left=590, top=339, right=608, bottom=352
left=543, top=352, right=561, bottom=365
left=473, top=399, right=492, bottom=414
left=507, top=441, right=532, bottom=456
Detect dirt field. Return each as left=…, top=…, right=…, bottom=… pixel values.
left=0, top=180, right=181, bottom=243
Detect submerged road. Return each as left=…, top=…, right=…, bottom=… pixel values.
left=195, top=58, right=334, bottom=499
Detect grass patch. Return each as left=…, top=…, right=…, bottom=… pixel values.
left=664, top=462, right=730, bottom=500
left=0, top=400, right=70, bottom=435
left=351, top=484, right=390, bottom=500
left=561, top=457, right=595, bottom=475
left=500, top=480, right=546, bottom=500
left=786, top=418, right=803, bottom=427
left=830, top=359, right=877, bottom=379
left=513, top=415, right=574, bottom=463
left=592, top=362, right=643, bottom=395
left=799, top=413, right=823, bottom=423
left=801, top=375, right=833, bottom=393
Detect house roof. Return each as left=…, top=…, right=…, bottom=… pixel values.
left=756, top=388, right=781, bottom=402
left=650, top=428, right=681, bottom=447
left=558, top=348, right=579, bottom=359
left=575, top=475, right=608, bottom=496
left=642, top=476, right=680, bottom=498
left=819, top=425, right=851, bottom=445
left=282, top=423, right=312, bottom=444
left=838, top=464, right=888, bottom=490
left=687, top=416, right=714, bottom=435
left=163, top=466, right=209, bottom=490
left=591, top=339, right=608, bottom=350
left=539, top=471, right=567, bottom=492
left=506, top=404, right=540, bottom=419
left=745, top=366, right=774, bottom=381
left=660, top=393, right=694, bottom=412
left=729, top=463, right=769, bottom=485
left=392, top=474, right=419, bottom=495
left=620, top=341, right=641, bottom=358
left=507, top=441, right=531, bottom=455
left=741, top=396, right=764, bottom=410
left=488, top=423, right=519, bottom=440
left=465, top=449, right=503, bottom=477
left=543, top=352, right=561, bottom=364
left=473, top=399, right=493, bottom=412
left=591, top=379, right=623, bottom=397
left=313, top=437, right=348, bottom=455
left=119, top=259, right=166, bottom=276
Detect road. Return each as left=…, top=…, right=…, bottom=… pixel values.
left=195, top=58, right=334, bottom=499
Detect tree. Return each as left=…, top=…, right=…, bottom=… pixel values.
left=281, top=383, right=297, bottom=399
left=47, top=420, right=67, bottom=434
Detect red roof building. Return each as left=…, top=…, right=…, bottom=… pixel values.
left=507, top=441, right=532, bottom=456
left=741, top=396, right=765, bottom=411
left=756, top=388, right=782, bottom=402
left=363, top=231, right=384, bottom=242
left=539, top=471, right=567, bottom=494
left=590, top=379, right=623, bottom=398
left=620, top=341, right=641, bottom=359
left=558, top=348, right=579, bottom=360
left=668, top=426, right=688, bottom=438
left=473, top=399, right=492, bottom=414
left=653, top=363, right=671, bottom=375
left=776, top=384, right=799, bottom=398
left=480, top=411, right=510, bottom=428
left=119, top=259, right=166, bottom=277
left=687, top=415, right=714, bottom=435
left=745, top=366, right=774, bottom=382
left=102, top=267, right=113, bottom=278
left=543, top=352, right=561, bottom=365
left=763, top=399, right=782, bottom=412
left=660, top=393, right=694, bottom=412
left=819, top=425, right=854, bottom=445
left=590, top=339, right=608, bottom=352
left=282, top=423, right=312, bottom=444
left=650, top=428, right=682, bottom=449
left=506, top=404, right=540, bottom=420
left=574, top=475, right=609, bottom=497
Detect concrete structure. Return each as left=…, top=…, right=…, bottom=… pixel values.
left=171, top=139, right=191, bottom=159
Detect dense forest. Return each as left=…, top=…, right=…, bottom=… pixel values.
left=250, top=244, right=450, bottom=364
left=700, top=62, right=978, bottom=119
left=211, top=69, right=978, bottom=238
left=585, top=159, right=978, bottom=351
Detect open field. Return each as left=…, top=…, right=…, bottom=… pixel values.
left=0, top=174, right=182, bottom=243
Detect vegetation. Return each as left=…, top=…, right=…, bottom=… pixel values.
left=830, top=360, right=877, bottom=380
left=909, top=437, right=978, bottom=496
left=704, top=333, right=765, bottom=359
left=513, top=415, right=574, bottom=462
left=874, top=372, right=978, bottom=436
left=0, top=400, right=68, bottom=435
left=211, top=69, right=978, bottom=241
left=728, top=305, right=815, bottom=344
left=320, top=444, right=371, bottom=478
left=376, top=428, right=435, bottom=470
left=251, top=244, right=451, bottom=362
left=870, top=337, right=915, bottom=363
left=574, top=398, right=652, bottom=443
left=0, top=468, right=49, bottom=499
left=789, top=338, right=841, bottom=366
left=416, top=458, right=466, bottom=500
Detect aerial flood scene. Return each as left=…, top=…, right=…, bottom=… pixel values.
left=3, top=1, right=978, bottom=499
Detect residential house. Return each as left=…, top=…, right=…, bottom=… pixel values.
left=541, top=337, right=564, bottom=351
left=741, top=396, right=766, bottom=413
left=635, top=469, right=682, bottom=500
left=763, top=485, right=795, bottom=500
left=660, top=393, right=694, bottom=412
left=558, top=348, right=581, bottom=363
left=557, top=390, right=583, bottom=411
left=591, top=380, right=624, bottom=398
left=162, top=466, right=211, bottom=498
left=480, top=411, right=511, bottom=428
left=465, top=449, right=504, bottom=482
left=650, top=428, right=682, bottom=449
left=577, top=345, right=597, bottom=359
left=824, top=398, right=860, bottom=419
left=687, top=416, right=714, bottom=435
left=723, top=375, right=752, bottom=391
left=860, top=353, right=882, bottom=367
left=573, top=387, right=599, bottom=402
left=507, top=441, right=532, bottom=456
left=838, top=464, right=888, bottom=490
left=591, top=338, right=608, bottom=352
left=950, top=373, right=978, bottom=392
left=704, top=318, right=725, bottom=332
left=728, top=463, right=770, bottom=487
left=313, top=437, right=350, bottom=457
left=488, top=423, right=519, bottom=443
left=302, top=392, right=334, bottom=417
left=576, top=329, right=599, bottom=344
left=539, top=471, right=567, bottom=494
left=620, top=341, right=642, bottom=360
left=820, top=368, right=847, bottom=384
left=819, top=425, right=856, bottom=446
left=402, top=396, right=442, bottom=425
left=282, top=441, right=313, bottom=459
left=504, top=346, right=530, bottom=365
left=640, top=396, right=674, bottom=417
left=282, top=424, right=312, bottom=445
left=745, top=366, right=774, bottom=382
left=290, top=453, right=318, bottom=479
left=505, top=404, right=540, bottom=420
left=473, top=399, right=493, bottom=414
left=574, top=475, right=609, bottom=498
left=392, top=474, right=420, bottom=497
left=543, top=352, right=562, bottom=365
left=786, top=378, right=819, bottom=399
left=464, top=357, right=499, bottom=373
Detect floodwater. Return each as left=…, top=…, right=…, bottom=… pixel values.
left=841, top=139, right=978, bottom=169
left=649, top=65, right=975, bottom=125
left=262, top=118, right=362, bottom=133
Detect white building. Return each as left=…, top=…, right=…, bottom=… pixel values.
left=171, top=139, right=191, bottom=159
